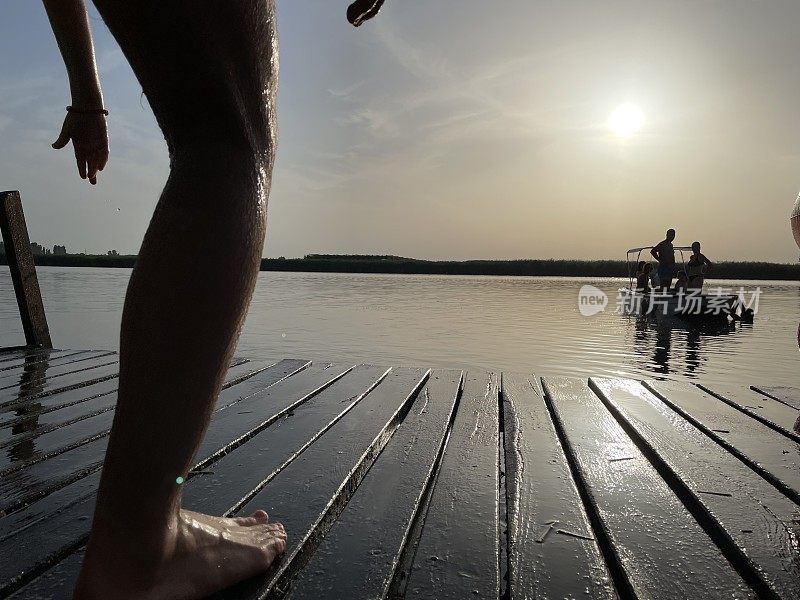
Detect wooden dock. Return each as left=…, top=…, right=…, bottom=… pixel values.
left=0, top=347, right=798, bottom=599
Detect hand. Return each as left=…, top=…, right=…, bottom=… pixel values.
left=347, top=0, right=386, bottom=26
left=52, top=111, right=109, bottom=185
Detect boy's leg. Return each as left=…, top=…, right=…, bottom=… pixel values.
left=76, top=2, right=284, bottom=598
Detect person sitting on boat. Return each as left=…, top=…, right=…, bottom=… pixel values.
left=673, top=270, right=689, bottom=293
left=650, top=228, right=676, bottom=291
left=687, top=241, right=713, bottom=290
left=636, top=262, right=653, bottom=293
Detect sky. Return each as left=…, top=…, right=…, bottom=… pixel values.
left=1, top=0, right=799, bottom=262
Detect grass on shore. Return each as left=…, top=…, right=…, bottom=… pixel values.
left=3, top=253, right=798, bottom=280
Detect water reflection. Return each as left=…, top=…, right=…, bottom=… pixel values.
left=2, top=352, right=49, bottom=463
left=630, top=313, right=751, bottom=380
left=2, top=269, right=798, bottom=386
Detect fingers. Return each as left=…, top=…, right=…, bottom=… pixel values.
left=347, top=0, right=386, bottom=26
left=75, top=152, right=88, bottom=181
left=78, top=147, right=109, bottom=185
left=97, top=146, right=109, bottom=172
left=52, top=123, right=70, bottom=149
left=87, top=150, right=101, bottom=185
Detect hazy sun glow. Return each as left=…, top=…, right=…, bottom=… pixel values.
left=608, top=104, right=644, bottom=138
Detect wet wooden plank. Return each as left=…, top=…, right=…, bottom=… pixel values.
left=751, top=385, right=800, bottom=411
left=183, top=364, right=390, bottom=515
left=0, top=350, right=89, bottom=373
left=218, top=368, right=429, bottom=599
left=0, top=390, right=117, bottom=446
left=191, top=362, right=354, bottom=469
left=543, top=377, right=753, bottom=599
left=0, top=409, right=113, bottom=473
left=502, top=373, right=615, bottom=600
left=0, top=348, right=51, bottom=364
left=7, top=551, right=84, bottom=599
left=4, top=365, right=392, bottom=598
left=0, top=363, right=351, bottom=595
left=0, top=360, right=319, bottom=517
left=0, top=190, right=52, bottom=348
left=593, top=377, right=800, bottom=599
left=211, top=359, right=311, bottom=411
left=286, top=370, right=462, bottom=600
left=646, top=380, right=800, bottom=504
left=402, top=371, right=500, bottom=600
left=0, top=378, right=118, bottom=427
left=0, top=352, right=113, bottom=382
left=0, top=359, right=307, bottom=447
left=0, top=359, right=302, bottom=470
left=0, top=450, right=103, bottom=520
left=0, top=354, right=118, bottom=395
left=698, top=383, right=800, bottom=442
left=0, top=363, right=119, bottom=406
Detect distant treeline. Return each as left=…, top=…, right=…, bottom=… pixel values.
left=0, top=254, right=137, bottom=268
left=2, top=253, right=798, bottom=280
left=260, top=254, right=799, bottom=280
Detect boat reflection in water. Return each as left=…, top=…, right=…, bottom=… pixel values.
left=630, top=311, right=752, bottom=380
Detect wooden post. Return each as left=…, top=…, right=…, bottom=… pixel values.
left=0, top=191, right=52, bottom=348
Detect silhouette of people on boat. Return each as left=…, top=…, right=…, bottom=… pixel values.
left=674, top=270, right=689, bottom=293
left=635, top=261, right=653, bottom=293
left=650, top=228, right=676, bottom=290
left=686, top=241, right=713, bottom=290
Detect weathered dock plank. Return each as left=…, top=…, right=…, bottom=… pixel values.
left=0, top=378, right=118, bottom=427
left=0, top=354, right=118, bottom=396
left=0, top=362, right=119, bottom=406
left=221, top=368, right=429, bottom=599
left=699, top=383, right=800, bottom=442
left=0, top=359, right=305, bottom=485
left=0, top=391, right=117, bottom=446
left=593, top=378, right=800, bottom=599
left=3, top=348, right=797, bottom=600
left=0, top=361, right=351, bottom=594
left=0, top=350, right=90, bottom=373
left=7, top=550, right=84, bottom=599
left=286, top=370, right=462, bottom=600
left=0, top=352, right=114, bottom=383
left=751, top=385, right=800, bottom=411
left=0, top=348, right=53, bottom=364
left=646, top=380, right=800, bottom=504
left=543, top=377, right=753, bottom=599
left=502, top=373, right=615, bottom=600
left=401, top=372, right=500, bottom=600
left=183, top=364, right=390, bottom=515
left=0, top=360, right=324, bottom=514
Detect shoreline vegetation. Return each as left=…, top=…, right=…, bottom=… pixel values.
left=1, top=253, right=798, bottom=280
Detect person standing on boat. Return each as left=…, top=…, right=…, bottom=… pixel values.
left=650, top=228, right=676, bottom=291
left=687, top=241, right=713, bottom=290
left=636, top=262, right=653, bottom=293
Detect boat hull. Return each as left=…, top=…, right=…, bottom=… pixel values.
left=617, top=288, right=737, bottom=320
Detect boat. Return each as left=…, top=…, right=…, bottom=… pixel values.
left=617, top=246, right=738, bottom=320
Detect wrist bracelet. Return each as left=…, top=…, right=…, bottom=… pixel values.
left=66, top=106, right=109, bottom=116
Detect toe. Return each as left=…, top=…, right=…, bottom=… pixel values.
left=252, top=510, right=269, bottom=523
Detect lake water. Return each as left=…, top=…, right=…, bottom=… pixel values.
left=1, top=267, right=798, bottom=387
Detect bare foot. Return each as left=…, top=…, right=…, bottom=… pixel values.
left=75, top=509, right=286, bottom=600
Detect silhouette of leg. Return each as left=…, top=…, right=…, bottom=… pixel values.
left=76, top=2, right=284, bottom=598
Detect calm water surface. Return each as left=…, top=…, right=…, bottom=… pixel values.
left=1, top=267, right=798, bottom=387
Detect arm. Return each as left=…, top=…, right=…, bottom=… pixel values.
left=650, top=244, right=661, bottom=262
left=42, top=0, right=108, bottom=184
left=702, top=253, right=713, bottom=267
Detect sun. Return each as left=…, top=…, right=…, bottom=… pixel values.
left=608, top=103, right=644, bottom=139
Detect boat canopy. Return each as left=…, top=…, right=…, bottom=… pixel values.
left=626, top=246, right=693, bottom=254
